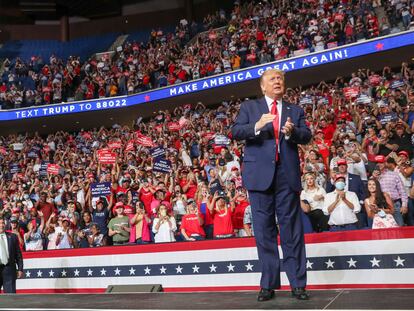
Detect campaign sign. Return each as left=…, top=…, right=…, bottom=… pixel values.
left=125, top=140, right=135, bottom=152
left=153, top=158, right=172, bottom=173
left=391, top=79, right=405, bottom=89
left=13, top=143, right=24, bottom=151
left=108, top=141, right=122, bottom=149
left=97, top=150, right=117, bottom=164
left=378, top=113, right=398, bottom=124
left=9, top=163, right=20, bottom=174
left=150, top=146, right=166, bottom=159
left=168, top=122, right=181, bottom=131
left=39, top=161, right=49, bottom=176
left=47, top=164, right=61, bottom=175
left=27, top=150, right=38, bottom=158
left=136, top=133, right=154, bottom=148
left=214, top=135, right=231, bottom=146
left=216, top=112, right=227, bottom=119
left=90, top=182, right=112, bottom=198
left=343, top=86, right=359, bottom=99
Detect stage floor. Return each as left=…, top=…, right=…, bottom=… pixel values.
left=0, top=289, right=412, bottom=310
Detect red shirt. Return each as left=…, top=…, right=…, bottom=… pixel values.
left=232, top=200, right=249, bottom=229
left=210, top=207, right=233, bottom=237
left=180, top=213, right=206, bottom=237
left=38, top=202, right=55, bottom=222
left=139, top=188, right=154, bottom=214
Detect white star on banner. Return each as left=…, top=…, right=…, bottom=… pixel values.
left=175, top=266, right=183, bottom=274
left=227, top=263, right=235, bottom=272
left=87, top=269, right=93, bottom=276
left=245, top=262, right=254, bottom=271
left=114, top=268, right=121, bottom=275
left=209, top=264, right=217, bottom=273
left=370, top=257, right=381, bottom=267
left=100, top=268, right=107, bottom=276
left=61, top=270, right=67, bottom=277
left=25, top=271, right=31, bottom=278
left=325, top=259, right=335, bottom=269
left=74, top=269, right=80, bottom=276
left=192, top=265, right=200, bottom=273
left=160, top=266, right=167, bottom=274
left=347, top=258, right=357, bottom=268
left=37, top=271, right=42, bottom=277
left=129, top=267, right=136, bottom=275
left=394, top=256, right=405, bottom=267
left=306, top=260, right=314, bottom=269
left=49, top=270, right=55, bottom=277
left=144, top=267, right=151, bottom=275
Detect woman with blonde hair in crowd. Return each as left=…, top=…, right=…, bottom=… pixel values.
left=300, top=172, right=329, bottom=232
left=152, top=204, right=177, bottom=243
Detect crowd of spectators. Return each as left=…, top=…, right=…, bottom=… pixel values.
left=0, top=62, right=413, bottom=252
left=1, top=0, right=414, bottom=109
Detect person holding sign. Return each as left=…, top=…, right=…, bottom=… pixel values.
left=232, top=69, right=311, bottom=302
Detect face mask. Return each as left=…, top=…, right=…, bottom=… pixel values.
left=23, top=194, right=29, bottom=200
left=344, top=139, right=349, bottom=145
left=335, top=181, right=346, bottom=191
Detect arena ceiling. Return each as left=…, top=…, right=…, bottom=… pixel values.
left=0, top=0, right=149, bottom=23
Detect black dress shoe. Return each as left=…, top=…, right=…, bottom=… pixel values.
left=291, top=287, right=309, bottom=300
left=257, top=288, right=275, bottom=302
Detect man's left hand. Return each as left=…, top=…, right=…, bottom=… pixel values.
left=17, top=271, right=24, bottom=279
left=282, top=117, right=294, bottom=135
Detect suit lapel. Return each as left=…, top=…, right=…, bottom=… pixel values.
left=258, top=97, right=273, bottom=133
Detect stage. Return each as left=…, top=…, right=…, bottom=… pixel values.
left=0, top=289, right=412, bottom=310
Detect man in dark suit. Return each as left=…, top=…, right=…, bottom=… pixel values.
left=326, top=159, right=367, bottom=227
left=232, top=69, right=311, bottom=302
left=0, top=217, right=24, bottom=294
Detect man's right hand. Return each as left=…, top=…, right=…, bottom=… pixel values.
left=255, top=113, right=276, bottom=132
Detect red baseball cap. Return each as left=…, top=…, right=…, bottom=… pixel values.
left=231, top=166, right=239, bottom=171
left=398, top=151, right=409, bottom=158
left=374, top=155, right=386, bottom=163
left=334, top=174, right=346, bottom=182
left=337, top=159, right=347, bottom=166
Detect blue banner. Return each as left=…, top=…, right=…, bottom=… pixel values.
left=150, top=146, right=166, bottom=159
left=90, top=182, right=112, bottom=198
left=153, top=158, right=172, bottom=174
left=2, top=31, right=414, bottom=122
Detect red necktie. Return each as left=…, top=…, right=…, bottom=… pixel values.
left=271, top=101, right=279, bottom=162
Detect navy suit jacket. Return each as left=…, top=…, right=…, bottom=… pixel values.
left=231, top=98, right=311, bottom=192
left=326, top=173, right=366, bottom=202
left=5, top=232, right=24, bottom=272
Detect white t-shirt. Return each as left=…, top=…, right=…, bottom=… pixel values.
left=300, top=187, right=326, bottom=211
left=152, top=217, right=177, bottom=243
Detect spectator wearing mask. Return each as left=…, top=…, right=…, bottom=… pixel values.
left=364, top=178, right=398, bottom=229
left=323, top=175, right=361, bottom=231
left=152, top=204, right=177, bottom=243
left=326, top=158, right=366, bottom=227
left=372, top=155, right=408, bottom=226
left=108, top=202, right=130, bottom=245
left=300, top=172, right=329, bottom=232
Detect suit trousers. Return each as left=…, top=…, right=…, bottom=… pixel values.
left=249, top=162, right=307, bottom=290
left=0, top=264, right=17, bottom=293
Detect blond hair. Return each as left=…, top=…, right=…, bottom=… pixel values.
left=259, top=69, right=285, bottom=86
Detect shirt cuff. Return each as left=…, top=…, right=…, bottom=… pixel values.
left=254, top=124, right=261, bottom=136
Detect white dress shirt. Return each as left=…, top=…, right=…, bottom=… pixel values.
left=255, top=96, right=290, bottom=143
left=322, top=190, right=361, bottom=225
left=0, top=233, right=9, bottom=265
